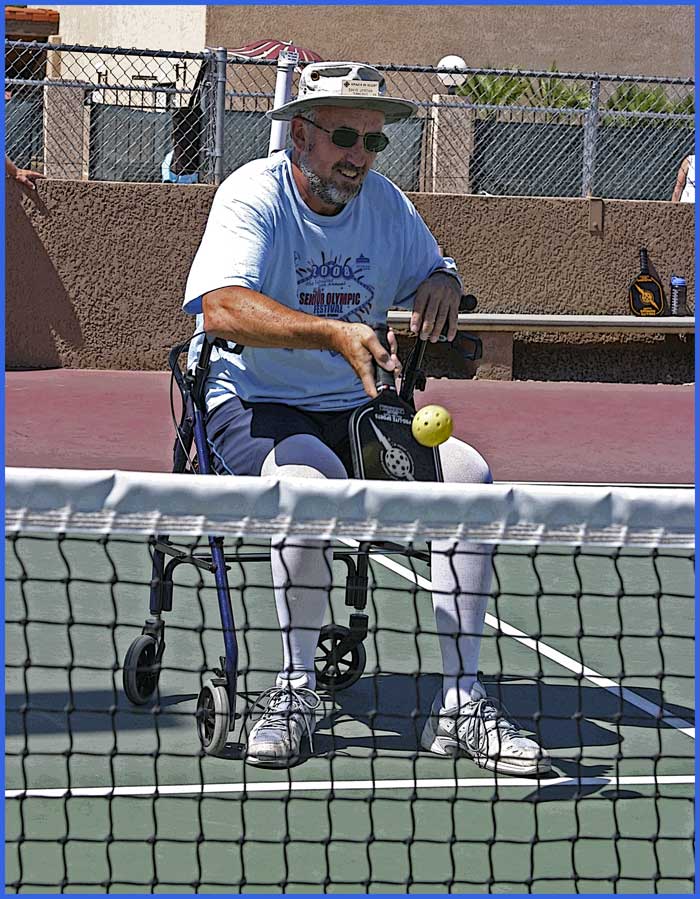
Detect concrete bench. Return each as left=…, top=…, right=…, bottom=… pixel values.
left=387, top=312, right=695, bottom=379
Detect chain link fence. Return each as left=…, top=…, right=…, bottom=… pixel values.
left=5, top=40, right=695, bottom=199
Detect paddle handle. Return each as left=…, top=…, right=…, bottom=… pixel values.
left=373, top=324, right=396, bottom=390
left=639, top=247, right=649, bottom=275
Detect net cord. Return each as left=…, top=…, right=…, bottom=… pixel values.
left=5, top=467, right=695, bottom=547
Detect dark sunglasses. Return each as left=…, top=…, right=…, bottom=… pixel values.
left=298, top=116, right=390, bottom=153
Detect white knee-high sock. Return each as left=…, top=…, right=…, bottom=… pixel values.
left=270, top=536, right=333, bottom=691
left=435, top=437, right=494, bottom=709
left=430, top=540, right=492, bottom=709
left=261, top=435, right=347, bottom=691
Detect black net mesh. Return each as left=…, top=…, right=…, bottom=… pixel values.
left=5, top=473, right=694, bottom=893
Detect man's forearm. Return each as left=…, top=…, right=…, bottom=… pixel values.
left=202, top=285, right=343, bottom=350
left=672, top=161, right=689, bottom=202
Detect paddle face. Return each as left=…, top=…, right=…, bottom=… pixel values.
left=349, top=388, right=443, bottom=481
left=348, top=325, right=442, bottom=482
left=629, top=274, right=665, bottom=316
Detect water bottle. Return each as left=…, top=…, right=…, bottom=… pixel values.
left=670, top=276, right=687, bottom=316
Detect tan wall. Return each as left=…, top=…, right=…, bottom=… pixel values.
left=31, top=4, right=694, bottom=77
left=207, top=5, right=693, bottom=77
left=46, top=5, right=207, bottom=52
left=5, top=179, right=694, bottom=382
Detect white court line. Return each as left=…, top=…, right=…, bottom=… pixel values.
left=344, top=542, right=695, bottom=740
left=5, top=774, right=694, bottom=800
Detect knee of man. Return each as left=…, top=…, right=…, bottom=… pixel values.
left=260, top=434, right=348, bottom=480
left=440, top=437, right=492, bottom=485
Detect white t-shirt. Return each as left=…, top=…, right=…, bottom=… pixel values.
left=681, top=154, right=695, bottom=203
left=183, top=151, right=461, bottom=411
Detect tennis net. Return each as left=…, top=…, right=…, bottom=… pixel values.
left=5, top=467, right=695, bottom=893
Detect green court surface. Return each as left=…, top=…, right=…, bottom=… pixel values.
left=5, top=534, right=694, bottom=893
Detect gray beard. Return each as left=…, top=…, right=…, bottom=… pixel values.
left=300, top=158, right=363, bottom=209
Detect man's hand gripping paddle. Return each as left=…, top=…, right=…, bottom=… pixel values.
left=348, top=324, right=444, bottom=481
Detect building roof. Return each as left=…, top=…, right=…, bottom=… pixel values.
left=6, top=6, right=59, bottom=25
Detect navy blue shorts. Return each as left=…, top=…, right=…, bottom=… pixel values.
left=206, top=396, right=356, bottom=476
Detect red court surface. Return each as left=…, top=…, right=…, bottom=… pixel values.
left=6, top=370, right=694, bottom=484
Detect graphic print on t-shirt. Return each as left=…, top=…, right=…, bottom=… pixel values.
left=296, top=250, right=375, bottom=323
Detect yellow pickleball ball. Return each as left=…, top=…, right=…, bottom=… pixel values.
left=411, top=404, right=454, bottom=447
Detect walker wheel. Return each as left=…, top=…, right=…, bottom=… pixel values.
left=196, top=681, right=231, bottom=756
left=315, top=624, right=367, bottom=691
left=123, top=634, right=161, bottom=705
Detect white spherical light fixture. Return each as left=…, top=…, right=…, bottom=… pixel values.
left=436, top=55, right=468, bottom=89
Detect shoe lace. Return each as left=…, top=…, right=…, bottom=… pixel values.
left=459, top=697, right=520, bottom=767
left=252, top=686, right=321, bottom=751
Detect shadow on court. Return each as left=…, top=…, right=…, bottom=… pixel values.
left=317, top=673, right=692, bottom=751
left=4, top=690, right=198, bottom=735
left=6, top=676, right=691, bottom=748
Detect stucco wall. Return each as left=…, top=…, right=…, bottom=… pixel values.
left=46, top=5, right=208, bottom=53
left=206, top=5, right=693, bottom=77
left=38, top=5, right=694, bottom=77
left=6, top=178, right=694, bottom=382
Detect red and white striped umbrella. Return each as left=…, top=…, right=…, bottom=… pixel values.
left=228, top=39, right=323, bottom=64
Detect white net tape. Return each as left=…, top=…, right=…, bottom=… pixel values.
left=6, top=467, right=695, bottom=547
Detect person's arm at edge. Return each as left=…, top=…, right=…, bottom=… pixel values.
left=6, top=156, right=45, bottom=190
left=671, top=157, right=689, bottom=202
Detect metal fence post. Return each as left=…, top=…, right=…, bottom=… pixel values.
left=213, top=47, right=227, bottom=185
left=581, top=76, right=601, bottom=197
left=268, top=48, right=298, bottom=155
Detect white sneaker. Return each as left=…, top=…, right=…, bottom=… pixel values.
left=245, top=685, right=321, bottom=768
left=421, top=682, right=551, bottom=776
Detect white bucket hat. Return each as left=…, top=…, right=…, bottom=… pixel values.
left=267, top=61, right=417, bottom=124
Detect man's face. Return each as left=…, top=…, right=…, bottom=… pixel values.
left=294, top=105, right=386, bottom=210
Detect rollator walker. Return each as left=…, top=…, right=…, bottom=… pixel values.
left=122, top=299, right=481, bottom=755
